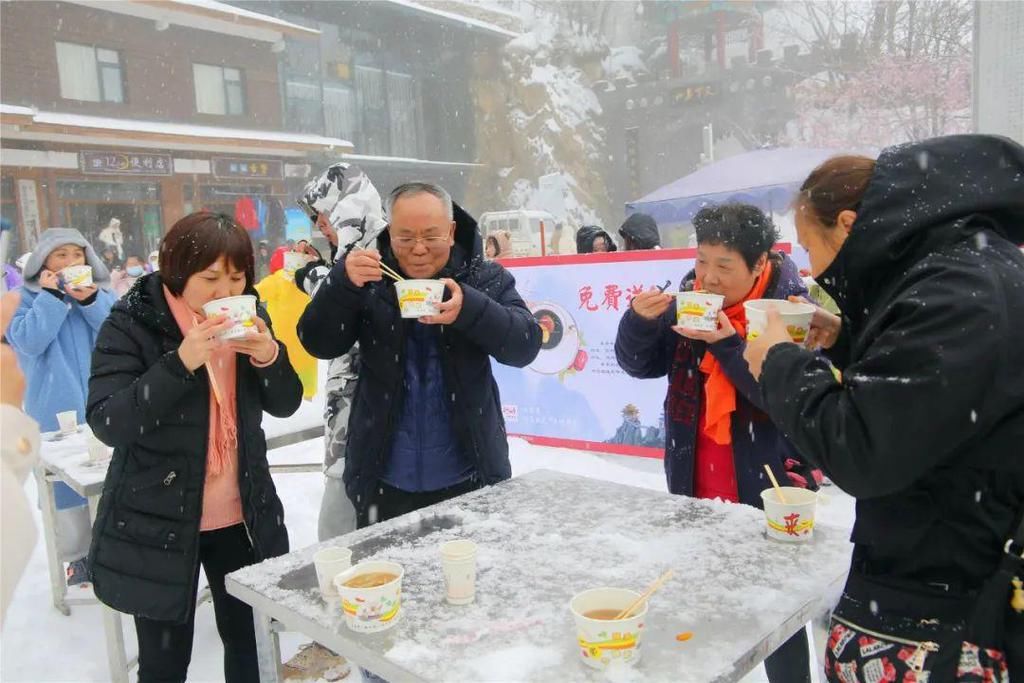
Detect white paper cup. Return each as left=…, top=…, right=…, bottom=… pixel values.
left=87, top=433, right=110, bottom=463
left=56, top=410, right=78, bottom=436
left=201, top=295, right=258, bottom=339
left=61, top=265, right=93, bottom=289
left=314, top=546, right=353, bottom=599
left=676, top=291, right=725, bottom=331
left=440, top=539, right=478, bottom=605
left=283, top=251, right=308, bottom=273
left=744, top=299, right=815, bottom=345
left=394, top=279, right=445, bottom=318
left=334, top=560, right=404, bottom=633
left=570, top=588, right=648, bottom=670
left=761, top=486, right=818, bottom=542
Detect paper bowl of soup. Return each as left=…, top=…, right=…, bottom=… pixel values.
left=744, top=299, right=814, bottom=345
left=394, top=279, right=444, bottom=319
left=201, top=295, right=258, bottom=339
left=61, top=265, right=93, bottom=289
left=676, top=291, right=725, bottom=331
left=569, top=588, right=648, bottom=670
left=334, top=560, right=404, bottom=633
left=760, top=486, right=819, bottom=543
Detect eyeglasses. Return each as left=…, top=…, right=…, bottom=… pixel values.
left=392, top=236, right=448, bottom=250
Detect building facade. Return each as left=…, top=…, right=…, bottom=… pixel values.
left=0, top=0, right=350, bottom=257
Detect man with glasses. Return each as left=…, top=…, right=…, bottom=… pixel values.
left=298, top=182, right=541, bottom=528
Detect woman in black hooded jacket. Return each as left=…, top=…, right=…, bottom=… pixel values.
left=745, top=135, right=1024, bottom=681
left=87, top=213, right=302, bottom=682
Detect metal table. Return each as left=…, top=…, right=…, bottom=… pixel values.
left=226, top=470, right=853, bottom=682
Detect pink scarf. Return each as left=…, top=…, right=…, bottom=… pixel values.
left=163, top=286, right=238, bottom=479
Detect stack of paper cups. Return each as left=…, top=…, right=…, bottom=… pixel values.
left=440, top=539, right=478, bottom=605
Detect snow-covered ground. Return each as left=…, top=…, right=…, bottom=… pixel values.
left=1, top=433, right=855, bottom=682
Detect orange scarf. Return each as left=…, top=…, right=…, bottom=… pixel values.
left=696, top=261, right=774, bottom=445
left=163, top=286, right=238, bottom=479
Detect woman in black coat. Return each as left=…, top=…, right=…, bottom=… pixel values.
left=745, top=135, right=1024, bottom=681
left=87, top=212, right=302, bottom=683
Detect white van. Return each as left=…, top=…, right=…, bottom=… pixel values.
left=479, top=210, right=562, bottom=258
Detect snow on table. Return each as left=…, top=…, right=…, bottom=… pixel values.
left=226, top=470, right=852, bottom=682
left=38, top=428, right=108, bottom=497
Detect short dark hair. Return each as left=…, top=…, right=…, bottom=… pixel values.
left=692, top=204, right=780, bottom=270
left=159, top=212, right=255, bottom=296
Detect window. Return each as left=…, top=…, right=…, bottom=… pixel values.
left=322, top=84, right=357, bottom=142
left=55, top=42, right=124, bottom=103
left=386, top=72, right=419, bottom=157
left=285, top=80, right=323, bottom=133
left=354, top=65, right=422, bottom=157
left=193, top=64, right=245, bottom=115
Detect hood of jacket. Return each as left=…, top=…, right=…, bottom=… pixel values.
left=619, top=213, right=661, bottom=249
left=297, top=162, right=388, bottom=258
left=575, top=225, right=618, bottom=253
left=818, top=134, right=1024, bottom=326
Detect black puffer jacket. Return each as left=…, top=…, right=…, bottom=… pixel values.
left=761, top=135, right=1024, bottom=595
left=297, top=204, right=542, bottom=514
left=86, top=273, right=302, bottom=623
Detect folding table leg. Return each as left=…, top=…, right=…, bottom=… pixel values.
left=35, top=466, right=69, bottom=616
left=254, top=610, right=282, bottom=682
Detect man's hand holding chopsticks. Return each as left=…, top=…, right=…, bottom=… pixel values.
left=345, top=249, right=384, bottom=287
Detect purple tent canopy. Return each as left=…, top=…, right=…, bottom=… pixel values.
left=626, top=147, right=851, bottom=224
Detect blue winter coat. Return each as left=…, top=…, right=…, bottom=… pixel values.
left=8, top=287, right=115, bottom=432
left=615, top=252, right=813, bottom=507
left=382, top=322, right=474, bottom=492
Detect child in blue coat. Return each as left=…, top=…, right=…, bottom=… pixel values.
left=7, top=228, right=115, bottom=585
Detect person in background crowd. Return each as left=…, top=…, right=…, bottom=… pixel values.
left=615, top=203, right=816, bottom=683
left=619, top=212, right=661, bottom=250
left=255, top=253, right=318, bottom=401
left=87, top=212, right=302, bottom=683
left=99, top=245, right=118, bottom=273
left=4, top=251, right=28, bottom=293
left=255, top=240, right=271, bottom=281
left=6, top=228, right=116, bottom=587
left=269, top=239, right=295, bottom=273
left=485, top=235, right=500, bottom=259
left=484, top=231, right=511, bottom=260
left=97, top=217, right=124, bottom=260
left=745, top=135, right=1024, bottom=680
left=576, top=225, right=617, bottom=253
left=110, top=254, right=146, bottom=298
left=282, top=163, right=388, bottom=680
left=147, top=250, right=159, bottom=272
